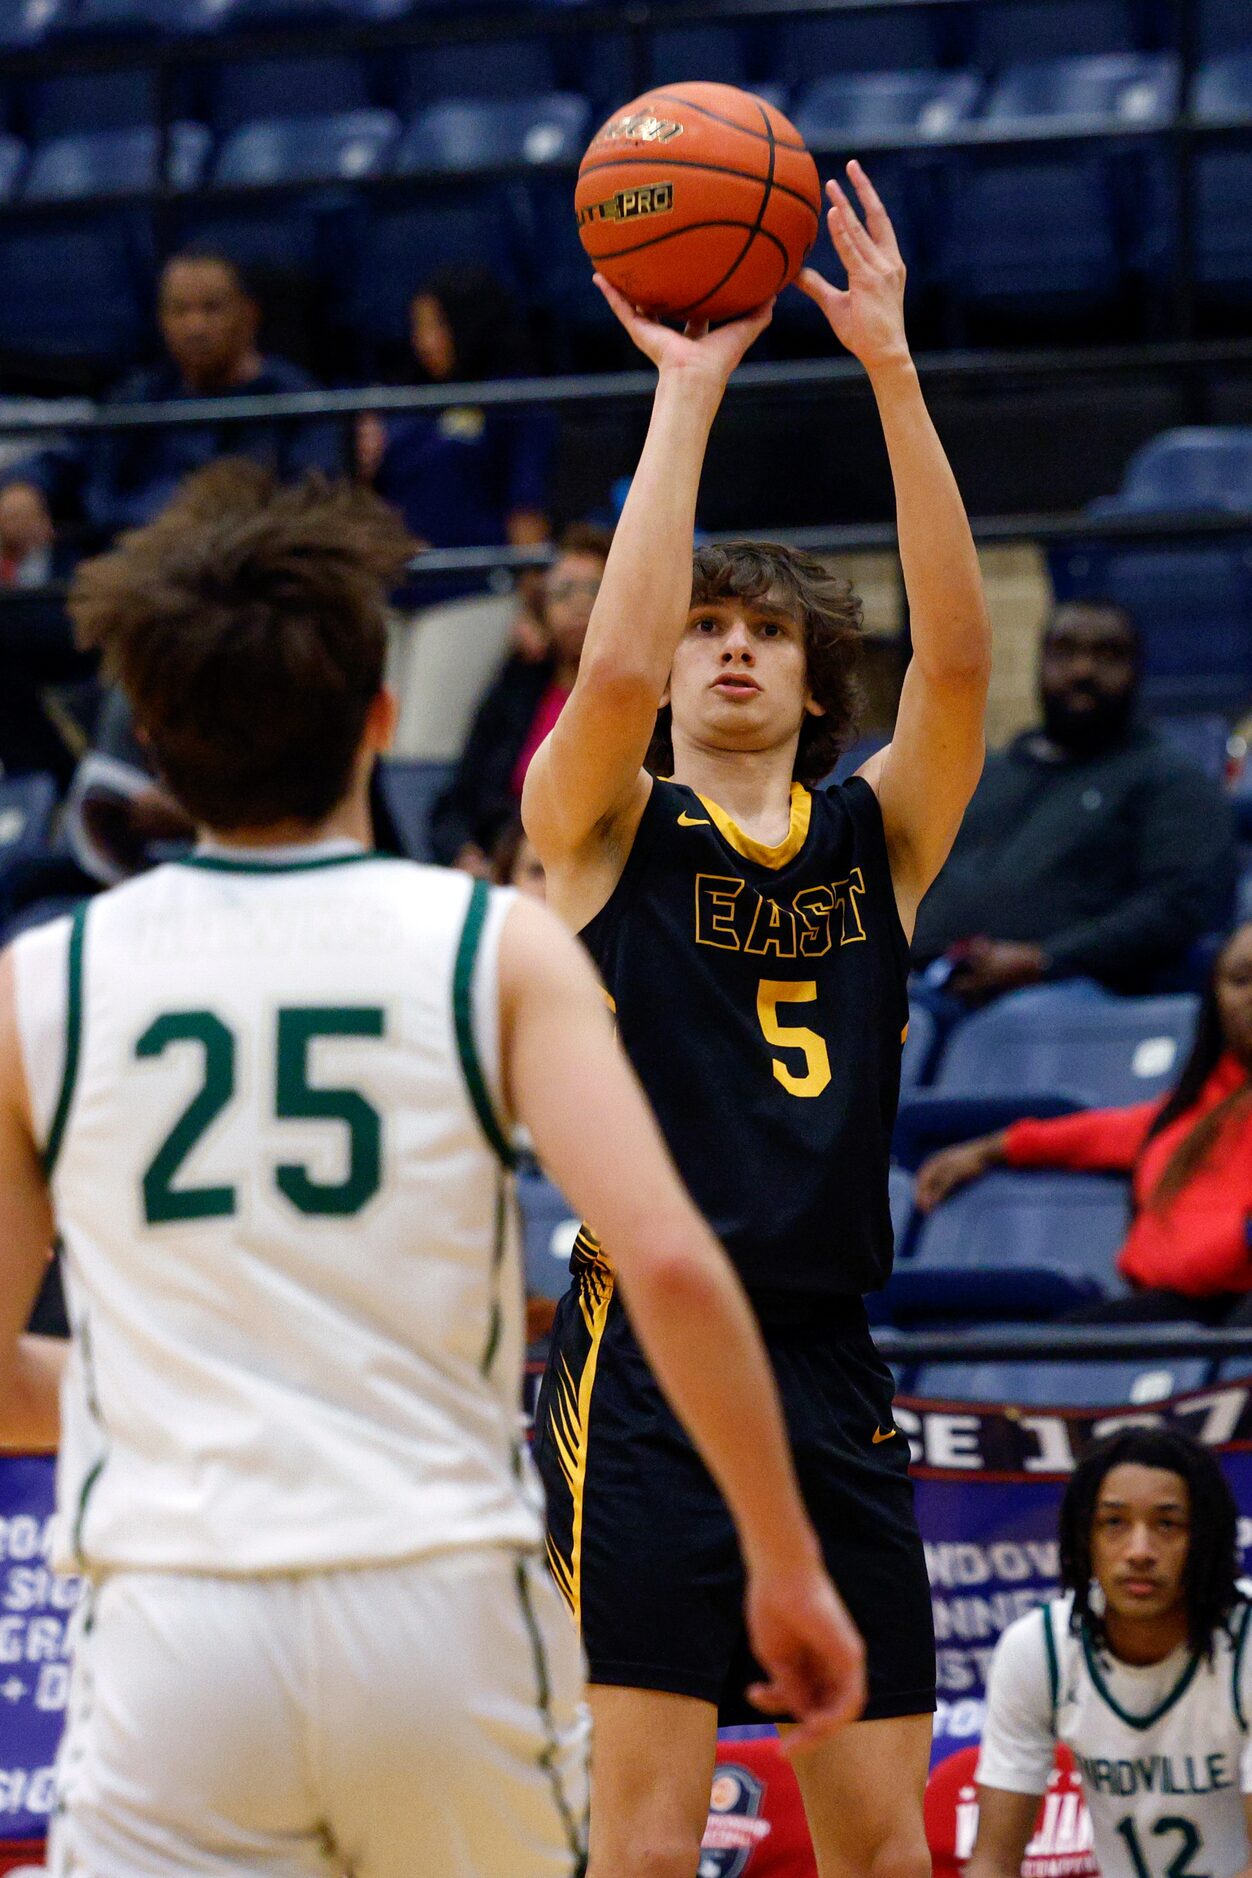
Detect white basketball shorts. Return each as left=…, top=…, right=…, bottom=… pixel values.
left=48, top=1546, right=588, bottom=1878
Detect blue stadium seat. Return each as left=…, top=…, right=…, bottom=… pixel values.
left=214, top=109, right=398, bottom=185
left=0, top=0, right=72, bottom=49
left=208, top=54, right=372, bottom=133
left=375, top=758, right=453, bottom=863
left=793, top=70, right=982, bottom=141
left=392, top=38, right=559, bottom=112
left=963, top=0, right=1139, bottom=66
left=1159, top=712, right=1236, bottom=780
left=1198, top=0, right=1249, bottom=55
left=771, top=9, right=942, bottom=89
left=895, top=989, right=1199, bottom=1163
left=900, top=1000, right=938, bottom=1093
left=517, top=1162, right=577, bottom=1304
left=939, top=148, right=1124, bottom=319
left=983, top=51, right=1178, bottom=125
left=889, top=1165, right=916, bottom=1257
left=0, top=774, right=57, bottom=928
left=1087, top=425, right=1252, bottom=510
left=1193, top=51, right=1252, bottom=121
left=0, top=133, right=25, bottom=198
left=23, top=122, right=210, bottom=198
left=649, top=25, right=749, bottom=89
left=1195, top=148, right=1252, bottom=304
left=0, top=214, right=150, bottom=365
left=337, top=187, right=526, bottom=354
left=912, top=1346, right=1210, bottom=1406
left=21, top=66, right=167, bottom=138
left=397, top=94, right=590, bottom=173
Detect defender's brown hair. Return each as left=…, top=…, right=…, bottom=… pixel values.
left=646, top=541, right=864, bottom=786
left=70, top=460, right=415, bottom=831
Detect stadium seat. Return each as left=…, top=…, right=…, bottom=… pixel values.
left=208, top=54, right=372, bottom=133
left=793, top=70, right=982, bottom=142
left=889, top=1165, right=916, bottom=1257
left=912, top=1345, right=1210, bottom=1406
left=0, top=0, right=71, bottom=49
left=214, top=109, right=399, bottom=186
left=961, top=0, right=1139, bottom=65
left=392, top=37, right=559, bottom=112
left=396, top=94, right=590, bottom=173
left=1198, top=0, right=1249, bottom=55
left=892, top=1169, right=1131, bottom=1316
left=517, top=1162, right=577, bottom=1304
left=1159, top=712, right=1235, bottom=779
left=894, top=989, right=1199, bottom=1164
left=0, top=133, right=25, bottom=198
left=1193, top=51, right=1252, bottom=122
left=1195, top=148, right=1252, bottom=304
left=900, top=1000, right=938, bottom=1093
left=649, top=24, right=749, bottom=89
left=1087, top=425, right=1252, bottom=510
left=21, top=66, right=167, bottom=139
left=23, top=122, right=210, bottom=198
left=939, top=148, right=1124, bottom=320
left=0, top=213, right=150, bottom=366
left=0, top=774, right=57, bottom=929
left=982, top=52, right=1179, bottom=126
left=374, top=758, right=454, bottom=863
left=771, top=9, right=943, bottom=91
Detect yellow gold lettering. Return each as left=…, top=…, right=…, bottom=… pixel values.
left=744, top=893, right=798, bottom=959
left=694, top=873, right=744, bottom=950
left=832, top=868, right=868, bottom=945
left=792, top=885, right=835, bottom=958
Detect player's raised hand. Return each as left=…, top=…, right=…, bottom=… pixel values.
left=594, top=273, right=774, bottom=386
left=797, top=160, right=910, bottom=375
left=744, top=1556, right=867, bottom=1754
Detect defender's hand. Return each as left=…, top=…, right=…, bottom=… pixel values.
left=594, top=274, right=774, bottom=386
left=744, top=1557, right=867, bottom=1754
left=797, top=161, right=910, bottom=375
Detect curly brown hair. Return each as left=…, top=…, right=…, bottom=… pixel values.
left=645, top=541, right=864, bottom=786
left=69, top=459, right=415, bottom=831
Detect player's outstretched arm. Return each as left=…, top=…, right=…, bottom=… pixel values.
left=966, top=1787, right=1045, bottom=1878
left=522, top=287, right=772, bottom=867
left=799, top=161, right=991, bottom=935
left=0, top=949, right=66, bottom=1452
left=498, top=896, right=865, bottom=1749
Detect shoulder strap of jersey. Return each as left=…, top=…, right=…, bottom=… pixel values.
left=453, top=877, right=515, bottom=1169
left=42, top=902, right=89, bottom=1179
left=1041, top=1599, right=1061, bottom=1729
left=1230, top=1599, right=1252, bottom=1732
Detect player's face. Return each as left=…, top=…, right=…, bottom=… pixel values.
left=668, top=597, right=821, bottom=758
left=1214, top=924, right=1252, bottom=1068
left=1090, top=1464, right=1191, bottom=1627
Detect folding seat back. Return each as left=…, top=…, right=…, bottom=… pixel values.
left=1196, top=148, right=1252, bottom=301
left=900, top=1000, right=938, bottom=1093
left=963, top=0, right=1138, bottom=66
left=772, top=9, right=941, bottom=90
left=0, top=773, right=57, bottom=927
left=0, top=214, right=150, bottom=365
left=1098, top=425, right=1252, bottom=511
left=517, top=1164, right=578, bottom=1304
left=942, top=150, right=1123, bottom=311
left=394, top=38, right=558, bottom=111
left=23, top=66, right=165, bottom=139
left=337, top=185, right=525, bottom=351
left=935, top=991, right=1199, bottom=1106
left=1194, top=51, right=1252, bottom=121
left=912, top=1350, right=1209, bottom=1405
left=910, top=1170, right=1131, bottom=1289
left=209, top=53, right=371, bottom=132
left=24, top=122, right=210, bottom=198
left=0, top=0, right=72, bottom=48
left=649, top=25, right=749, bottom=90
left=0, top=133, right=24, bottom=199
left=374, top=758, right=454, bottom=864
left=214, top=108, right=399, bottom=185
left=398, top=94, right=588, bottom=174
left=984, top=51, right=1178, bottom=124
left=1198, top=0, right=1249, bottom=55
left=794, top=69, right=981, bottom=140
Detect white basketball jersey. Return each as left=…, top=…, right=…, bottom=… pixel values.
left=979, top=1592, right=1252, bottom=1878
left=11, top=842, right=543, bottom=1578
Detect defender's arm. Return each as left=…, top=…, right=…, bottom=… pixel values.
left=522, top=289, right=772, bottom=865
left=965, top=1787, right=1044, bottom=1878
left=0, top=949, right=65, bottom=1452
left=800, top=163, right=991, bottom=935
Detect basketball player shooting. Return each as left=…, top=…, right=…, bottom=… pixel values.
left=524, top=160, right=991, bottom=1878
left=0, top=463, right=862, bottom=1877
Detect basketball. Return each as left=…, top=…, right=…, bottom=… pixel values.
left=575, top=81, right=822, bottom=324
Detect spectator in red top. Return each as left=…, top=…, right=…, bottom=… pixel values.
left=914, top=922, right=1252, bottom=1323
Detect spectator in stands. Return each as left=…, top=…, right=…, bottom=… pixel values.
left=912, top=600, right=1237, bottom=999
left=914, top=921, right=1252, bottom=1324
left=356, top=263, right=554, bottom=622
left=0, top=482, right=55, bottom=588
left=0, top=248, right=343, bottom=543
left=429, top=521, right=610, bottom=871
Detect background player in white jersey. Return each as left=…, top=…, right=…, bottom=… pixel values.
left=0, top=461, right=863, bottom=1878
left=970, top=1427, right=1252, bottom=1878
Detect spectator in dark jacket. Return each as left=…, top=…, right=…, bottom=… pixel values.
left=429, top=522, right=610, bottom=870
left=913, top=600, right=1238, bottom=1000
left=357, top=263, right=554, bottom=621
left=0, top=248, right=343, bottom=541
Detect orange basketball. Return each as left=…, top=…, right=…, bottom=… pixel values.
left=575, top=81, right=822, bottom=324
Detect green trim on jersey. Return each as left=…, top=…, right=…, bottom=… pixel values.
left=513, top=1552, right=588, bottom=1871
left=42, top=903, right=88, bottom=1178
left=453, top=879, right=515, bottom=1168
left=176, top=850, right=384, bottom=875
left=1080, top=1619, right=1202, bottom=1730
left=481, top=1175, right=509, bottom=1377
left=72, top=1455, right=106, bottom=1567
left=1231, top=1600, right=1252, bottom=1731
left=1042, top=1601, right=1060, bottom=1725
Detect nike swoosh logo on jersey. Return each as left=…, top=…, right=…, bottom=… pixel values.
left=872, top=1426, right=897, bottom=1444
left=677, top=812, right=710, bottom=827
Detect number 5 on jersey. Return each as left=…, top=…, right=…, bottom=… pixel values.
left=756, top=980, right=832, bottom=1099
left=136, top=1006, right=384, bottom=1224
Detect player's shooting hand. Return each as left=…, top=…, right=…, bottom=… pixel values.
left=593, top=274, right=774, bottom=387
left=797, top=161, right=910, bottom=376
left=744, top=1558, right=867, bottom=1755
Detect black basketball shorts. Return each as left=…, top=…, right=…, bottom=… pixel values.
left=533, top=1269, right=935, bottom=1723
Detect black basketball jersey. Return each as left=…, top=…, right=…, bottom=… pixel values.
left=580, top=773, right=911, bottom=1307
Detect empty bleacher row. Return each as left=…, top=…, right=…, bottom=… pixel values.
left=0, top=0, right=1247, bottom=371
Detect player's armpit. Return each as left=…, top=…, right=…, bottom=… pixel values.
left=965, top=1784, right=1046, bottom=1878
left=0, top=950, right=62, bottom=1450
